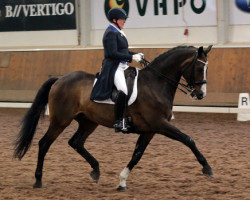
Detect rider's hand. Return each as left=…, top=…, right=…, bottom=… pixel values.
left=132, top=54, right=143, bottom=62
left=138, top=53, right=144, bottom=59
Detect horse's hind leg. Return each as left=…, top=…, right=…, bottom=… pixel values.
left=160, top=122, right=213, bottom=177
left=68, top=114, right=99, bottom=183
left=117, top=133, right=154, bottom=191
left=34, top=125, right=66, bottom=188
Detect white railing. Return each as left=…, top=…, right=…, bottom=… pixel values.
left=1, top=102, right=249, bottom=114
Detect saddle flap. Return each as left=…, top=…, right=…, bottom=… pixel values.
left=111, top=66, right=137, bottom=102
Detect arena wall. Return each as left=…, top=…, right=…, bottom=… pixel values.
left=0, top=47, right=249, bottom=106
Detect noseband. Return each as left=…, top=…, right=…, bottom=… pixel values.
left=140, top=51, right=208, bottom=97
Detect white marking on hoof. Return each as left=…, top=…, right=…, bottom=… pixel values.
left=118, top=167, right=130, bottom=188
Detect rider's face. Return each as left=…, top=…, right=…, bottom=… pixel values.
left=117, top=19, right=126, bottom=29
left=113, top=18, right=126, bottom=29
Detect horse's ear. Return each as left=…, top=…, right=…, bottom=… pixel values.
left=198, top=46, right=204, bottom=56
left=204, top=45, right=213, bottom=55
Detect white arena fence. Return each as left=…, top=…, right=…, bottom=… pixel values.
left=1, top=102, right=250, bottom=114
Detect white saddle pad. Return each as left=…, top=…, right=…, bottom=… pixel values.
left=93, top=68, right=139, bottom=106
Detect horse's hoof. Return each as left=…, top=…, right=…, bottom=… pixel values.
left=90, top=169, right=100, bottom=183
left=33, top=181, right=42, bottom=188
left=117, top=185, right=128, bottom=191
left=202, top=167, right=214, bottom=178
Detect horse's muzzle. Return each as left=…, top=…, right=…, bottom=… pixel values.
left=191, top=90, right=204, bottom=100
left=197, top=92, right=204, bottom=100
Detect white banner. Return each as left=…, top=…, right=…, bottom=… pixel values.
left=230, top=0, right=250, bottom=25
left=91, top=0, right=217, bottom=29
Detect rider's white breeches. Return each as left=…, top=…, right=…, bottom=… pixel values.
left=114, top=63, right=129, bottom=95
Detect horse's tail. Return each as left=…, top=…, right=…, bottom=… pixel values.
left=13, top=77, right=58, bottom=160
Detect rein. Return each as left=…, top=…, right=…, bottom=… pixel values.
left=139, top=53, right=208, bottom=97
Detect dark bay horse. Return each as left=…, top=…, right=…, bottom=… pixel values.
left=14, top=45, right=213, bottom=190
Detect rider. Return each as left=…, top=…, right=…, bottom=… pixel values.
left=90, top=7, right=144, bottom=132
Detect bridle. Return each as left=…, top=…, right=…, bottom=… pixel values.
left=182, top=52, right=208, bottom=86
left=139, top=51, right=208, bottom=97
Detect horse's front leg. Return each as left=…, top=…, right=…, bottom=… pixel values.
left=117, top=133, right=154, bottom=191
left=159, top=121, right=213, bottom=177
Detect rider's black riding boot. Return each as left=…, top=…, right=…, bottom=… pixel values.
left=113, top=90, right=128, bottom=132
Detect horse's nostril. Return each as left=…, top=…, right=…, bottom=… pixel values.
left=197, top=92, right=204, bottom=99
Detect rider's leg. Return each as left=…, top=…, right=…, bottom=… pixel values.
left=113, top=64, right=128, bottom=132
left=113, top=90, right=128, bottom=132
left=114, top=65, right=128, bottom=95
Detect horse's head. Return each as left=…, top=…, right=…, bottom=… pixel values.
left=181, top=45, right=212, bottom=100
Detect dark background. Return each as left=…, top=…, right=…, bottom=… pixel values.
left=0, top=0, right=76, bottom=32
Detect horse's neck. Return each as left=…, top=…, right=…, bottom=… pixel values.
left=155, top=52, right=192, bottom=79
left=139, top=52, right=193, bottom=104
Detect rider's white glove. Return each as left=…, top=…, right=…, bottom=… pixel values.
left=132, top=54, right=143, bottom=62
left=138, top=53, right=144, bottom=59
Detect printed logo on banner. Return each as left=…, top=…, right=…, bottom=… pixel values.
left=91, top=0, right=216, bottom=29
left=0, top=0, right=76, bottom=32
left=235, top=0, right=250, bottom=12
left=104, top=0, right=129, bottom=19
